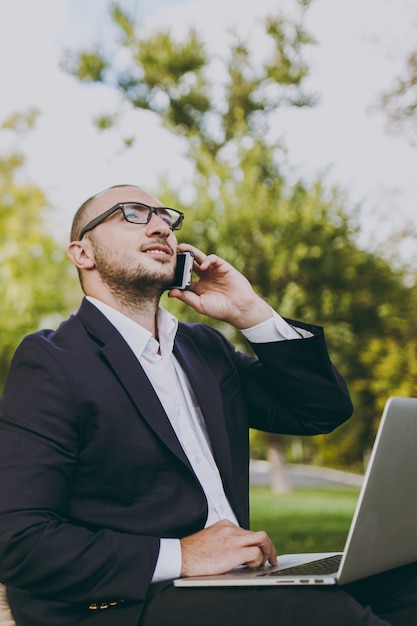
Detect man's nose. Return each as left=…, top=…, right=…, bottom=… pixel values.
left=146, top=211, right=172, bottom=235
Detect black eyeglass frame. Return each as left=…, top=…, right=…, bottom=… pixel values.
left=78, top=202, right=185, bottom=240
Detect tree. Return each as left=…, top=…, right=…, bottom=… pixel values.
left=62, top=0, right=317, bottom=156
left=163, top=142, right=416, bottom=472
left=64, top=1, right=417, bottom=476
left=0, top=112, right=78, bottom=390
left=381, top=49, right=417, bottom=144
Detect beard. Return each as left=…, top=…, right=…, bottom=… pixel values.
left=92, top=238, right=175, bottom=309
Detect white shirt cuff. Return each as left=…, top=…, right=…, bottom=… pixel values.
left=241, top=309, right=313, bottom=342
left=152, top=538, right=182, bottom=583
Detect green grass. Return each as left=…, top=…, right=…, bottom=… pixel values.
left=250, top=485, right=360, bottom=554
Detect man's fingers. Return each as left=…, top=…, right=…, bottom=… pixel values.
left=180, top=521, right=278, bottom=577
left=242, top=530, right=278, bottom=568
left=244, top=546, right=268, bottom=568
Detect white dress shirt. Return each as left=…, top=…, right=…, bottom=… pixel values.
left=86, top=296, right=310, bottom=582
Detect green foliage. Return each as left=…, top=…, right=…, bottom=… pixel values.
left=63, top=49, right=108, bottom=83
left=0, top=119, right=78, bottom=390
left=1, top=107, right=41, bottom=133
left=63, top=0, right=315, bottom=155
left=264, top=14, right=316, bottom=98
left=381, top=49, right=417, bottom=143
left=163, top=138, right=416, bottom=467
left=111, top=2, right=135, bottom=41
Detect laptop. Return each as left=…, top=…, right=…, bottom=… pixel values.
left=174, top=396, right=417, bottom=587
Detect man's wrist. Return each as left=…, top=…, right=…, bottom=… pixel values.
left=231, top=299, right=273, bottom=330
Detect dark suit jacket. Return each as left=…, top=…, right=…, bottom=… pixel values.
left=0, top=299, right=352, bottom=626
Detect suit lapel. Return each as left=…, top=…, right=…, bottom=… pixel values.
left=77, top=300, right=192, bottom=469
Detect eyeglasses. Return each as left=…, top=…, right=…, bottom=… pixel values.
left=78, top=202, right=185, bottom=240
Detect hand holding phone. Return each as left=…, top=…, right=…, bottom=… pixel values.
left=168, top=251, right=194, bottom=290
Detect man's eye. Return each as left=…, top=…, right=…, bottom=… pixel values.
left=124, top=207, right=147, bottom=221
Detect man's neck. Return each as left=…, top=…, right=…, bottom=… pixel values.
left=86, top=290, right=160, bottom=337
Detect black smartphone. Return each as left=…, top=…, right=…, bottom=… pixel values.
left=168, top=251, right=194, bottom=290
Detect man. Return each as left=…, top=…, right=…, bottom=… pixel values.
left=0, top=184, right=414, bottom=626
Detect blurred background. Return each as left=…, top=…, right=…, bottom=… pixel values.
left=1, top=0, right=417, bottom=495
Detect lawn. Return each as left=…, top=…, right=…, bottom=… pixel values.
left=250, top=485, right=360, bottom=554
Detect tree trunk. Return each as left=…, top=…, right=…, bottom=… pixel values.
left=267, top=438, right=292, bottom=494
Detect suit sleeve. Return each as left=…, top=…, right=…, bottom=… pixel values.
left=242, top=319, right=353, bottom=434
left=190, top=319, right=352, bottom=436
left=0, top=336, right=159, bottom=604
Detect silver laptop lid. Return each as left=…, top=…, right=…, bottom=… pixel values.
left=338, top=396, right=417, bottom=584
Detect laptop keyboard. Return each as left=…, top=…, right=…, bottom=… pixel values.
left=258, top=553, right=343, bottom=577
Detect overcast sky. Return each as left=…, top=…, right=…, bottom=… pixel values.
left=0, top=0, right=416, bottom=256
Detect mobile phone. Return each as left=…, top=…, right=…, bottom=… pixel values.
left=168, top=251, right=194, bottom=290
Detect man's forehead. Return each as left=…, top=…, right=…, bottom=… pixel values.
left=94, top=186, right=161, bottom=213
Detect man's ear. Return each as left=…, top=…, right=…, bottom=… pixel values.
left=67, top=240, right=95, bottom=270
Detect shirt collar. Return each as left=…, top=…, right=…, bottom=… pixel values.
left=86, top=296, right=178, bottom=358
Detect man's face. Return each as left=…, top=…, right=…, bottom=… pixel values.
left=85, top=186, right=178, bottom=301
